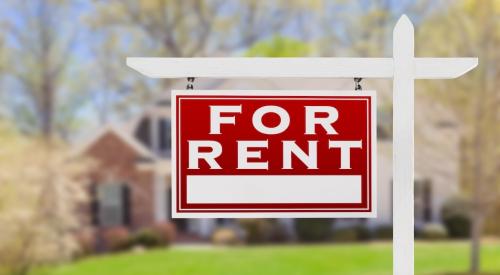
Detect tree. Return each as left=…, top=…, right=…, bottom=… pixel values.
left=316, top=0, right=433, bottom=56
left=245, top=36, right=312, bottom=57
left=0, top=121, right=90, bottom=275
left=1, top=0, right=82, bottom=138
left=85, top=0, right=308, bottom=120
left=417, top=1, right=500, bottom=273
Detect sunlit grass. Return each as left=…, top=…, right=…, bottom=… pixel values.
left=36, top=241, right=500, bottom=275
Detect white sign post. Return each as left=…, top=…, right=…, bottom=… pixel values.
left=127, top=15, right=477, bottom=275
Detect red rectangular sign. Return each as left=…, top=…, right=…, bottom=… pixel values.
left=172, top=90, right=376, bottom=218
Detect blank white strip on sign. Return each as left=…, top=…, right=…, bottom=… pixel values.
left=186, top=175, right=362, bottom=204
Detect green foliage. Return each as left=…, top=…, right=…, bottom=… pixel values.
left=104, top=225, right=175, bottom=252
left=294, top=219, right=332, bottom=242
left=103, top=227, right=131, bottom=252
left=267, top=221, right=290, bottom=243
left=417, top=2, right=500, bottom=272
left=441, top=197, right=471, bottom=238
left=238, top=219, right=289, bottom=244
left=331, top=225, right=372, bottom=242
left=150, top=223, right=176, bottom=246
left=245, top=36, right=311, bottom=57
left=1, top=0, right=85, bottom=137
left=128, top=229, right=163, bottom=249
left=84, top=1, right=302, bottom=119
left=373, top=225, right=393, bottom=240
left=355, top=224, right=372, bottom=241
left=444, top=216, right=470, bottom=239
left=238, top=219, right=271, bottom=244
left=331, top=228, right=359, bottom=242
left=211, top=227, right=241, bottom=246
left=419, top=223, right=449, bottom=241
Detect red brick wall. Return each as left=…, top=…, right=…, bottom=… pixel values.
left=84, top=131, right=155, bottom=229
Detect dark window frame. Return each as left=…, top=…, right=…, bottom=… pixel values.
left=159, top=118, right=171, bottom=157
left=92, top=182, right=131, bottom=228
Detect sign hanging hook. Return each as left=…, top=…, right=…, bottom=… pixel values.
left=354, top=77, right=362, bottom=91
left=187, top=77, right=195, bottom=90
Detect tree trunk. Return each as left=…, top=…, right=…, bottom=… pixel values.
left=470, top=213, right=484, bottom=274
left=40, top=79, right=54, bottom=138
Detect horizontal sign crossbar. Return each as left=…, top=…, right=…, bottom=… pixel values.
left=127, top=57, right=477, bottom=79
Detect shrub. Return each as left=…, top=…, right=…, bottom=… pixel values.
left=331, top=228, right=359, bottom=242
left=128, top=229, right=163, bottom=248
left=295, top=219, right=332, bottom=242
left=355, top=225, right=372, bottom=241
left=211, top=227, right=241, bottom=246
left=74, top=228, right=96, bottom=256
left=238, top=219, right=289, bottom=244
left=268, top=221, right=290, bottom=243
left=441, top=197, right=471, bottom=238
left=151, top=222, right=177, bottom=246
left=238, top=219, right=273, bottom=244
left=332, top=225, right=372, bottom=242
left=419, top=223, right=448, bottom=240
left=102, top=226, right=130, bottom=252
left=444, top=215, right=471, bottom=238
left=373, top=225, right=392, bottom=240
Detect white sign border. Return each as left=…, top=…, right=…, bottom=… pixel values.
left=171, top=90, right=377, bottom=218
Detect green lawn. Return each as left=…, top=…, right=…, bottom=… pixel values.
left=38, top=242, right=500, bottom=275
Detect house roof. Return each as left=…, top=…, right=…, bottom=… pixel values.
left=74, top=124, right=154, bottom=159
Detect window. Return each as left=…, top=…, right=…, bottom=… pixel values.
left=93, top=183, right=130, bottom=227
left=377, top=107, right=392, bottom=140
left=389, top=179, right=432, bottom=223
left=415, top=179, right=433, bottom=223
left=135, top=118, right=152, bottom=149
left=159, top=118, right=171, bottom=157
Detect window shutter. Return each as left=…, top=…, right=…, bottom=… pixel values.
left=159, top=118, right=171, bottom=157
left=423, top=180, right=432, bottom=222
left=122, top=185, right=131, bottom=226
left=90, top=184, right=99, bottom=226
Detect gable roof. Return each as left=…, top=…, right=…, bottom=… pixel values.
left=74, top=124, right=154, bottom=159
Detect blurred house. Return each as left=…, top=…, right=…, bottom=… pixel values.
left=76, top=78, right=460, bottom=241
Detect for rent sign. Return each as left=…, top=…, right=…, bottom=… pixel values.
left=172, top=91, right=376, bottom=218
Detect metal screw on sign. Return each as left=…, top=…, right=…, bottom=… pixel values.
left=354, top=77, right=362, bottom=91
left=186, top=77, right=195, bottom=90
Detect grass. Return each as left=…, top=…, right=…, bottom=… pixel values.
left=36, top=242, right=500, bottom=275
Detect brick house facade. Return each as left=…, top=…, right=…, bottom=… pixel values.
left=83, top=131, right=157, bottom=229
